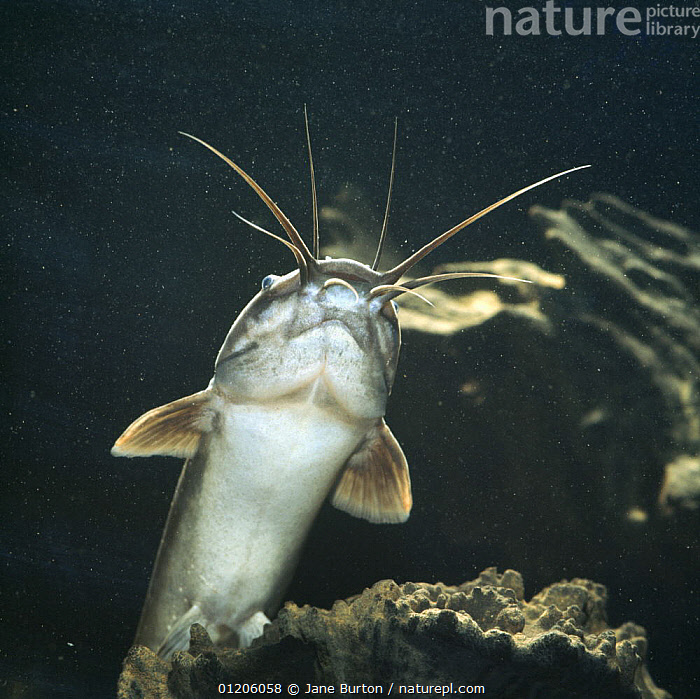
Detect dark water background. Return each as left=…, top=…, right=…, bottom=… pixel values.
left=2, top=1, right=698, bottom=697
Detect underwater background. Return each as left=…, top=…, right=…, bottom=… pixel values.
left=3, top=1, right=698, bottom=697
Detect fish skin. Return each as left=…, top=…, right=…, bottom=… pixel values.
left=113, top=258, right=408, bottom=658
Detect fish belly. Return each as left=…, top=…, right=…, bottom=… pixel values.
left=135, top=398, right=369, bottom=657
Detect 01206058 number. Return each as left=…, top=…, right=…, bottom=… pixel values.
left=219, top=684, right=283, bottom=694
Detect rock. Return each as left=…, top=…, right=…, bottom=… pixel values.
left=117, top=568, right=670, bottom=699
left=118, top=645, right=170, bottom=698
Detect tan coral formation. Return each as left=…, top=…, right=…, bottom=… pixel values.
left=530, top=194, right=700, bottom=515
left=394, top=195, right=699, bottom=516
left=396, top=259, right=565, bottom=336
left=118, top=568, right=670, bottom=699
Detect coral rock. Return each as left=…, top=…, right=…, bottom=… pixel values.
left=118, top=568, right=670, bottom=699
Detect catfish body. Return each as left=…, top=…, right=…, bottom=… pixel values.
left=113, top=261, right=411, bottom=658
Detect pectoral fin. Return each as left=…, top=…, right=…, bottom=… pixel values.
left=111, top=389, right=216, bottom=458
left=332, top=419, right=412, bottom=524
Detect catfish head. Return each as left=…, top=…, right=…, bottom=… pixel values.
left=213, top=258, right=400, bottom=421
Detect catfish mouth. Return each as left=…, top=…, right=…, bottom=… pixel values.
left=311, top=318, right=359, bottom=343
left=317, top=318, right=353, bottom=331
left=301, top=318, right=360, bottom=347
left=297, top=317, right=363, bottom=353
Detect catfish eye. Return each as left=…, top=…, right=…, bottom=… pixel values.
left=261, top=274, right=278, bottom=291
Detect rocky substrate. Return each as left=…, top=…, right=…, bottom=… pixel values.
left=118, top=568, right=670, bottom=699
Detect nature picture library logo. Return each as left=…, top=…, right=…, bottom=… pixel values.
left=485, top=1, right=700, bottom=38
